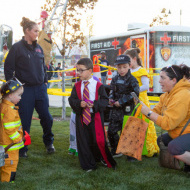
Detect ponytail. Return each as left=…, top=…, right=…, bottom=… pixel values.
left=180, top=64, right=190, bottom=80
left=124, top=48, right=143, bottom=67
left=161, top=64, right=190, bottom=82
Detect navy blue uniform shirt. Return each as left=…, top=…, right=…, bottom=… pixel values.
left=4, top=37, right=47, bottom=86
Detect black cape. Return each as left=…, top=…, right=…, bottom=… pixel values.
left=69, top=80, right=116, bottom=170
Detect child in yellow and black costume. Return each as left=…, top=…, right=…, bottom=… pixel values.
left=124, top=48, right=159, bottom=157
left=0, top=78, right=25, bottom=183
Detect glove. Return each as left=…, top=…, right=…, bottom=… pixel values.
left=24, top=131, right=31, bottom=146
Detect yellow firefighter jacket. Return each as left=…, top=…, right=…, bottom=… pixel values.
left=0, top=99, right=24, bottom=151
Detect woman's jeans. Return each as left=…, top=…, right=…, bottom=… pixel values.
left=157, top=133, right=190, bottom=155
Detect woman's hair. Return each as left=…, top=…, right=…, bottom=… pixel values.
left=77, top=58, right=93, bottom=70
left=20, top=17, right=37, bottom=33
left=161, top=64, right=190, bottom=82
left=124, top=48, right=142, bottom=67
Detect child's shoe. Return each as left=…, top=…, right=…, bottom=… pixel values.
left=126, top=156, right=138, bottom=162
left=100, top=159, right=107, bottom=167
left=112, top=153, right=123, bottom=158
left=184, top=164, right=190, bottom=173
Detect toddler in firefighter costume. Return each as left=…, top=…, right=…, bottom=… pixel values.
left=0, top=78, right=25, bottom=182
left=69, top=58, right=116, bottom=172
left=108, top=55, right=139, bottom=157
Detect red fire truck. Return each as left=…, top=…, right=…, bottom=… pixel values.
left=89, top=25, right=190, bottom=95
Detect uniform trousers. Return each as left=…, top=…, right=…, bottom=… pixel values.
left=18, top=83, right=54, bottom=153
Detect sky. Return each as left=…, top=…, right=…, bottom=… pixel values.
left=0, top=0, right=46, bottom=40
left=93, top=0, right=190, bottom=36
left=0, top=0, right=190, bottom=41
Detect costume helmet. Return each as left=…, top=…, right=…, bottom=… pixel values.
left=1, top=77, right=23, bottom=97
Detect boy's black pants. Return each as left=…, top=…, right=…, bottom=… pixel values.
left=108, top=108, right=124, bottom=155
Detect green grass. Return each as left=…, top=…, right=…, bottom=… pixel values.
left=1, top=107, right=190, bottom=190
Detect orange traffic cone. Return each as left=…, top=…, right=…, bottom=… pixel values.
left=106, top=69, right=112, bottom=85
left=93, top=64, right=101, bottom=82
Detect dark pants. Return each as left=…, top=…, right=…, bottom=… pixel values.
left=157, top=133, right=190, bottom=155
left=18, top=83, right=54, bottom=153
left=108, top=108, right=124, bottom=155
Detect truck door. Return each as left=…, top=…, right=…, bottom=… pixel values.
left=130, top=35, right=147, bottom=68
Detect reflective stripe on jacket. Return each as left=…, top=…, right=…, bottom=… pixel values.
left=0, top=99, right=24, bottom=151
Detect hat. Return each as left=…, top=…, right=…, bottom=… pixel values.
left=100, top=51, right=106, bottom=54
left=1, top=77, right=23, bottom=97
left=114, top=55, right=130, bottom=65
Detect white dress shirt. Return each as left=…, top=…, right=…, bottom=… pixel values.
left=81, top=77, right=97, bottom=112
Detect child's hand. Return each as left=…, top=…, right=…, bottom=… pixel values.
left=17, top=139, right=23, bottom=144
left=109, top=99, right=115, bottom=106
left=81, top=101, right=87, bottom=108
left=87, top=102, right=94, bottom=108
left=114, top=101, right=121, bottom=107
left=22, top=136, right=26, bottom=141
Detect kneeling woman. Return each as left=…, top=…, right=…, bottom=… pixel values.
left=141, top=64, right=190, bottom=172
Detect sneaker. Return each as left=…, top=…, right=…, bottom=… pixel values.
left=85, top=167, right=97, bottom=172
left=19, top=152, right=28, bottom=158
left=127, top=156, right=138, bottom=162
left=100, top=159, right=107, bottom=167
left=184, top=164, right=190, bottom=173
left=112, top=153, right=123, bottom=158
left=46, top=144, right=55, bottom=154
left=112, top=165, right=117, bottom=170
left=86, top=169, right=93, bottom=173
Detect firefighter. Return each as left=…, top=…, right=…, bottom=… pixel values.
left=4, top=17, right=55, bottom=157
left=0, top=78, right=24, bottom=182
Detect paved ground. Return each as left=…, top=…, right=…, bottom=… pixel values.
left=48, top=95, right=70, bottom=108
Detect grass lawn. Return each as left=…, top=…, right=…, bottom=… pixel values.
left=1, top=107, right=190, bottom=190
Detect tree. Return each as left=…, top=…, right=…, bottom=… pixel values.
left=41, top=0, right=98, bottom=56
left=150, top=8, right=170, bottom=27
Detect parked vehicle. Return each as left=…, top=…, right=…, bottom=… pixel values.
left=0, top=24, right=12, bottom=80
left=0, top=24, right=12, bottom=64
left=89, top=24, right=190, bottom=95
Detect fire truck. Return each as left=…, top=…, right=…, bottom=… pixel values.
left=89, top=24, right=190, bottom=95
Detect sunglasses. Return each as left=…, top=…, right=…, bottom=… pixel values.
left=167, top=66, right=178, bottom=78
